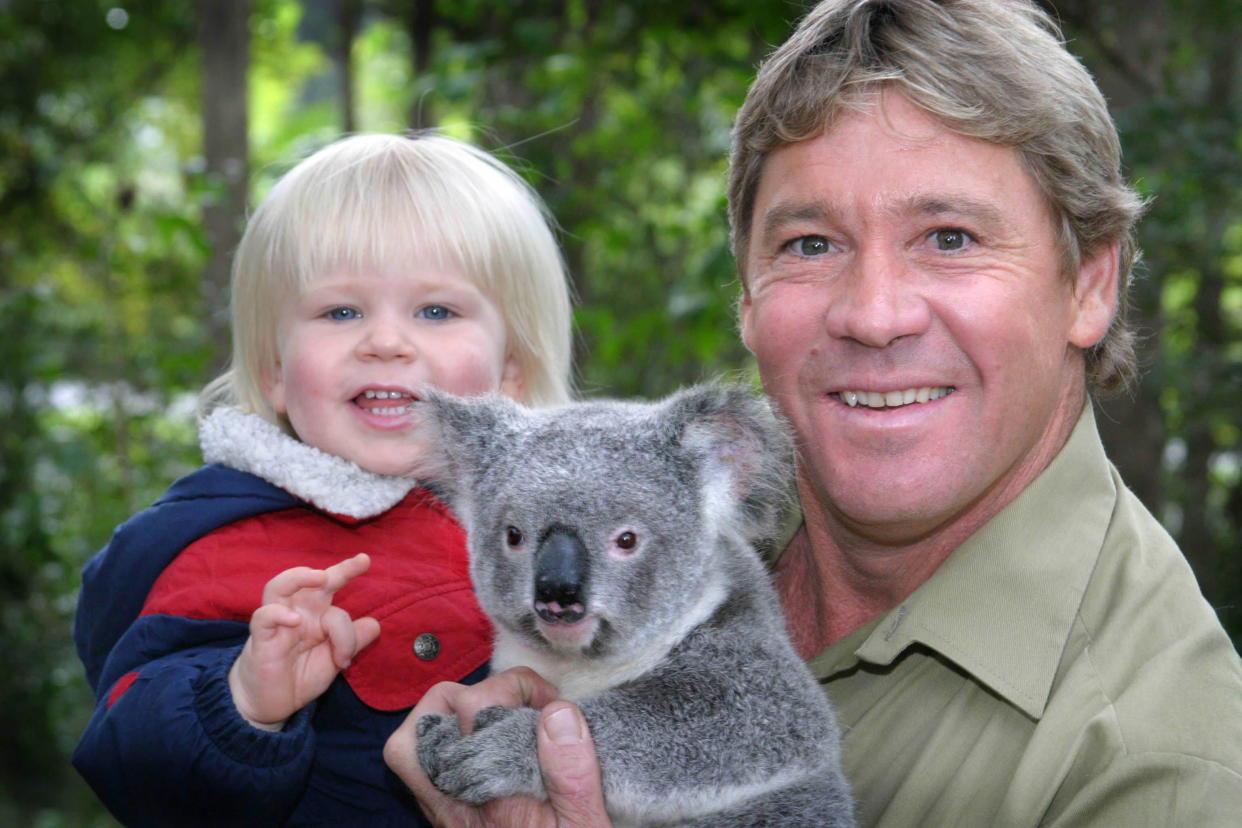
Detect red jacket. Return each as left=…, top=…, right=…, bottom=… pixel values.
left=73, top=408, right=492, bottom=826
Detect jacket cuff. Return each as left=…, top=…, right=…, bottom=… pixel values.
left=193, top=646, right=313, bottom=768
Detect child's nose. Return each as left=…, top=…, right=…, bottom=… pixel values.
left=358, top=317, right=416, bottom=360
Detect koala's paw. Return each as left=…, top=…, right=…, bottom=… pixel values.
left=415, top=707, right=544, bottom=805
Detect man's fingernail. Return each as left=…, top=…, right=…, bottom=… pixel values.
left=545, top=706, right=584, bottom=745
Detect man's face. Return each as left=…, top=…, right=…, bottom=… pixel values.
left=740, top=91, right=1116, bottom=543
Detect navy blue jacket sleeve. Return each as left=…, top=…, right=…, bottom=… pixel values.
left=73, top=617, right=317, bottom=827
left=74, top=464, right=298, bottom=692
left=72, top=466, right=307, bottom=826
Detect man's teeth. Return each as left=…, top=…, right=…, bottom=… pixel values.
left=839, top=387, right=953, bottom=408
left=362, top=390, right=411, bottom=400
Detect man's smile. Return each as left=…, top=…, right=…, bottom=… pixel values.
left=831, top=386, right=956, bottom=409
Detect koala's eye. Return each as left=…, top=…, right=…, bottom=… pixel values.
left=505, top=526, right=524, bottom=548
left=615, top=531, right=638, bottom=551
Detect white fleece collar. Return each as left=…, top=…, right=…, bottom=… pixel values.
left=199, top=407, right=418, bottom=519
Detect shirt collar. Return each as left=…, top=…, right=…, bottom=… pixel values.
left=817, top=404, right=1118, bottom=720
left=199, top=407, right=420, bottom=519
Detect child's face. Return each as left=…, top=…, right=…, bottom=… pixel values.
left=263, top=263, right=522, bottom=476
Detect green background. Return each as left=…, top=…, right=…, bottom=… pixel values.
left=2, top=1, right=1239, bottom=823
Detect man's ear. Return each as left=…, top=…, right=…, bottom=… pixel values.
left=1069, top=239, right=1121, bottom=349
left=738, top=286, right=757, bottom=354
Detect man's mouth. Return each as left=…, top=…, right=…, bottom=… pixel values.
left=353, top=389, right=416, bottom=416
left=832, top=386, right=955, bottom=409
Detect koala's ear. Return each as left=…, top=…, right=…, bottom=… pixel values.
left=659, top=383, right=796, bottom=547
left=412, top=388, right=522, bottom=488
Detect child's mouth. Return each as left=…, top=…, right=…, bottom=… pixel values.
left=353, top=389, right=416, bottom=416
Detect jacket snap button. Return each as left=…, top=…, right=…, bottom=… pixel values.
left=413, top=633, right=441, bottom=661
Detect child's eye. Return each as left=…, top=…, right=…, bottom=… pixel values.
left=929, top=228, right=974, bottom=251
left=326, top=306, right=361, bottom=321
left=784, top=235, right=835, bottom=257
left=418, top=305, right=454, bottom=321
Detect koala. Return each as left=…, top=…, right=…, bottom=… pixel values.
left=413, top=383, right=854, bottom=827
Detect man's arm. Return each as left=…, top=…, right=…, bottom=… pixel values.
left=1047, top=751, right=1242, bottom=827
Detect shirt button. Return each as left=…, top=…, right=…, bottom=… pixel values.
left=413, top=633, right=441, bottom=661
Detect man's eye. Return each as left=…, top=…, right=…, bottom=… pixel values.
left=786, top=235, right=833, bottom=257
left=418, top=305, right=454, bottom=321
left=326, top=306, right=361, bottom=321
left=931, top=229, right=972, bottom=251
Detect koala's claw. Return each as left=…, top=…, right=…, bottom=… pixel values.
left=472, top=704, right=511, bottom=731
left=415, top=713, right=461, bottom=781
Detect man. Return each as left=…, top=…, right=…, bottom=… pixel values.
left=387, top=1, right=1242, bottom=824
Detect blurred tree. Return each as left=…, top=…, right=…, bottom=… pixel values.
left=0, top=1, right=1236, bottom=823
left=1048, top=0, right=1242, bottom=636
left=197, top=0, right=252, bottom=370
left=1, top=3, right=200, bottom=823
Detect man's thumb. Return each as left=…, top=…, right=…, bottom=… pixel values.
left=536, top=702, right=612, bottom=827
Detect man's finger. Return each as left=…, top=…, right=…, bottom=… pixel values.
left=537, top=701, right=612, bottom=827
left=455, top=667, right=561, bottom=734
left=415, top=667, right=561, bottom=736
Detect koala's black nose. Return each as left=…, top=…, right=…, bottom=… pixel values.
left=533, top=527, right=589, bottom=624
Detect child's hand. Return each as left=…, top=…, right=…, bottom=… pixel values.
left=228, top=553, right=381, bottom=731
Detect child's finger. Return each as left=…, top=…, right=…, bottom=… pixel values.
left=321, top=605, right=360, bottom=670
left=262, top=566, right=329, bottom=604
left=249, top=603, right=303, bottom=638
left=354, top=616, right=381, bottom=653
left=320, top=553, right=371, bottom=596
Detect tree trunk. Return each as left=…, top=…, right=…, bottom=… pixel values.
left=196, top=0, right=251, bottom=373
left=407, top=0, right=436, bottom=128
left=336, top=0, right=362, bottom=133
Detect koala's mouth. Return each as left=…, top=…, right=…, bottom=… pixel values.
left=534, top=599, right=585, bottom=625
left=532, top=609, right=600, bottom=652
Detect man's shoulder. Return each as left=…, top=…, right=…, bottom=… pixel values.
left=1057, top=475, right=1242, bottom=770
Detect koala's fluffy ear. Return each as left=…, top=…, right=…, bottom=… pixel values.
left=412, top=388, right=523, bottom=494
left=659, top=383, right=796, bottom=548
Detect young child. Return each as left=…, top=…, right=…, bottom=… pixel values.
left=72, top=133, right=574, bottom=826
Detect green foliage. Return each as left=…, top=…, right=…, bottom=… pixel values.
left=0, top=0, right=1238, bottom=822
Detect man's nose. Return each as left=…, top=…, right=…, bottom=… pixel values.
left=824, top=246, right=930, bottom=347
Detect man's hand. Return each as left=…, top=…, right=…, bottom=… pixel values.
left=228, top=553, right=381, bottom=730
left=384, top=667, right=612, bottom=827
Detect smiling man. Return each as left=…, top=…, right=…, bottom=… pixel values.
left=387, top=1, right=1242, bottom=825
left=726, top=0, right=1242, bottom=824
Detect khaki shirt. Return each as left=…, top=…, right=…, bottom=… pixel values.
left=803, top=406, right=1242, bottom=826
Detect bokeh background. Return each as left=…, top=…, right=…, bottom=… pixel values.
left=2, top=0, right=1239, bottom=823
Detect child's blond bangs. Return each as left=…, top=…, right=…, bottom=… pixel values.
left=201, top=133, right=573, bottom=427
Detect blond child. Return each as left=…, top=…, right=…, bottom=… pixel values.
left=72, top=133, right=573, bottom=826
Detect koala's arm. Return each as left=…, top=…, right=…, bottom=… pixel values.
left=417, top=705, right=546, bottom=804
left=417, top=655, right=840, bottom=821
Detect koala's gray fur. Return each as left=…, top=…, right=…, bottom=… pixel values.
left=413, top=383, right=854, bottom=827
